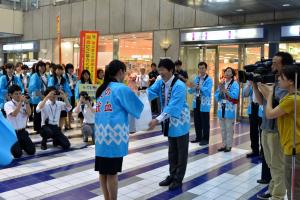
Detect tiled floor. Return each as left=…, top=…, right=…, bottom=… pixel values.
left=0, top=118, right=278, bottom=200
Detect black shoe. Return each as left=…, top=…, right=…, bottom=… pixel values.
left=53, top=140, right=58, bottom=147
left=190, top=139, right=200, bottom=143
left=224, top=147, right=232, bottom=152
left=257, top=179, right=270, bottom=184
left=159, top=176, right=173, bottom=186
left=169, top=181, right=182, bottom=190
left=218, top=147, right=226, bottom=151
left=41, top=143, right=47, bottom=150
left=257, top=193, right=271, bottom=199
left=199, top=141, right=208, bottom=146
left=246, top=152, right=259, bottom=158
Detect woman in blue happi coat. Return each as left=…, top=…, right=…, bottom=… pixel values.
left=0, top=63, right=24, bottom=116
left=147, top=58, right=190, bottom=190
left=28, top=61, right=49, bottom=134
left=48, top=64, right=72, bottom=130
left=215, top=67, right=239, bottom=152
left=94, top=60, right=143, bottom=200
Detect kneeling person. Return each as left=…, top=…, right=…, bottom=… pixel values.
left=37, top=87, right=72, bottom=150
left=73, top=91, right=95, bottom=144
left=4, top=85, right=36, bottom=158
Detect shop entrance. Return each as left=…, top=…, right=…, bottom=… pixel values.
left=181, top=43, right=268, bottom=118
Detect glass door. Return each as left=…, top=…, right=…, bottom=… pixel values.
left=204, top=46, right=218, bottom=113
left=240, top=44, right=265, bottom=118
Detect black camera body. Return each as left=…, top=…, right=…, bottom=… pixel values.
left=238, top=59, right=276, bottom=84
left=54, top=90, right=60, bottom=95
left=23, top=93, right=30, bottom=100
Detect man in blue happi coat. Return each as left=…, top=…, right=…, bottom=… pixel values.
left=148, top=58, right=190, bottom=190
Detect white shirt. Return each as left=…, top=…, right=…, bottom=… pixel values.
left=136, top=74, right=149, bottom=88
left=41, top=74, right=48, bottom=92
left=4, top=100, right=28, bottom=130
left=73, top=104, right=95, bottom=124
left=156, top=75, right=174, bottom=123
left=36, top=100, right=72, bottom=126
left=67, top=73, right=75, bottom=90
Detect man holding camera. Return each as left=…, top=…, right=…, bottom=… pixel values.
left=73, top=91, right=95, bottom=144
left=4, top=85, right=36, bottom=158
left=36, top=86, right=72, bottom=150
left=254, top=52, right=294, bottom=200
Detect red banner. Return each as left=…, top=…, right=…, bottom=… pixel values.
left=79, top=31, right=99, bottom=84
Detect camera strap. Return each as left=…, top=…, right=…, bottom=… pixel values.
left=161, top=77, right=178, bottom=136
left=48, top=103, right=57, bottom=124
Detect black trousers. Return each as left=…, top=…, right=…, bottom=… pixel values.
left=193, top=109, right=210, bottom=142
left=168, top=134, right=189, bottom=183
left=150, top=98, right=159, bottom=114
left=40, top=124, right=70, bottom=150
left=33, top=104, right=41, bottom=133
left=11, top=129, right=36, bottom=158
left=249, top=103, right=260, bottom=154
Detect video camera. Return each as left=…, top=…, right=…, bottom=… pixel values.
left=238, top=59, right=276, bottom=84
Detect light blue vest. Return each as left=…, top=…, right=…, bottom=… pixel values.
left=147, top=78, right=190, bottom=137
left=95, top=82, right=143, bottom=158
left=215, top=80, right=239, bottom=119
left=188, top=75, right=213, bottom=112
left=28, top=73, right=49, bottom=105
left=0, top=75, right=24, bottom=109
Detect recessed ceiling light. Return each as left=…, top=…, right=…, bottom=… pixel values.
left=236, top=8, right=244, bottom=12
left=282, top=3, right=291, bottom=7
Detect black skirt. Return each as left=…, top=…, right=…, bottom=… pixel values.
left=95, top=156, right=123, bottom=175
left=60, top=110, right=68, bottom=118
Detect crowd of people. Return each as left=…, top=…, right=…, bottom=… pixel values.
left=0, top=52, right=299, bottom=200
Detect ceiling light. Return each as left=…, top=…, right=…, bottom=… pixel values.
left=236, top=8, right=244, bottom=12
left=282, top=4, right=290, bottom=7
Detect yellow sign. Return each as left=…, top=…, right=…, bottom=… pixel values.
left=78, top=84, right=99, bottom=100
left=80, top=31, right=99, bottom=84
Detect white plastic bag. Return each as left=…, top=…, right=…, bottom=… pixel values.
left=135, top=92, right=152, bottom=131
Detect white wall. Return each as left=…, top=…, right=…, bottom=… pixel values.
left=0, top=8, right=23, bottom=35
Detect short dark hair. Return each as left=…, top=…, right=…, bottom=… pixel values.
left=198, top=61, right=208, bottom=69
left=224, top=67, right=236, bottom=77
left=21, top=65, right=29, bottom=70
left=79, top=91, right=88, bottom=97
left=151, top=63, right=157, bottom=67
left=174, top=60, right=182, bottom=66
left=5, top=63, right=14, bottom=69
left=65, top=63, right=74, bottom=72
left=8, top=85, right=21, bottom=94
left=281, top=64, right=300, bottom=88
left=158, top=59, right=175, bottom=72
left=275, top=52, right=294, bottom=65
left=44, top=86, right=56, bottom=96
left=56, top=64, right=64, bottom=71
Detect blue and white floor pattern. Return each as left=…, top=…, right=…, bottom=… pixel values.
left=0, top=119, right=274, bottom=200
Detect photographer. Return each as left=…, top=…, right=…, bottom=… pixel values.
left=262, top=64, right=300, bottom=200
left=36, top=87, right=72, bottom=150
left=73, top=91, right=95, bottom=144
left=4, top=85, right=35, bottom=158
left=189, top=61, right=213, bottom=145
left=254, top=52, right=293, bottom=200
left=215, top=67, right=239, bottom=152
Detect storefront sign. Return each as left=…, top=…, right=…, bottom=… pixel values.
left=281, top=25, right=300, bottom=37
left=78, top=84, right=99, bottom=100
left=181, top=28, right=264, bottom=42
left=79, top=31, right=99, bottom=84
left=3, top=42, right=35, bottom=51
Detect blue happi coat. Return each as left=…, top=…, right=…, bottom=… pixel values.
left=188, top=75, right=213, bottom=112
left=28, top=73, right=49, bottom=105
left=95, top=82, right=143, bottom=158
left=215, top=80, right=239, bottom=119
left=147, top=78, right=190, bottom=137
left=242, top=84, right=263, bottom=117
left=48, top=76, right=72, bottom=98
left=0, top=75, right=24, bottom=109
left=0, top=111, right=17, bottom=166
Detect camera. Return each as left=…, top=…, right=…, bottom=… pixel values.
left=238, top=59, right=276, bottom=84
left=23, top=93, right=30, bottom=99
left=54, top=90, right=60, bottom=95
left=83, top=94, right=91, bottom=101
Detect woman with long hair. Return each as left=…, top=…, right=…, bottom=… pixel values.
left=94, top=60, right=143, bottom=200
